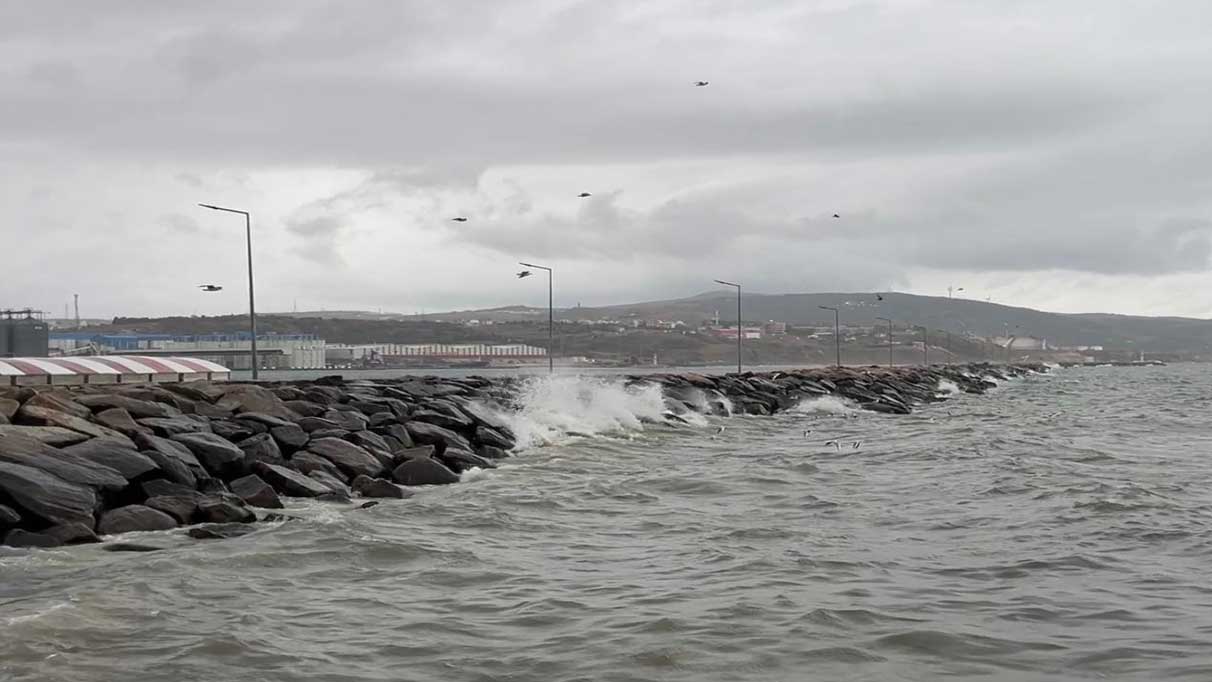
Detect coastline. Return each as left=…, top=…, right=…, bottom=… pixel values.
left=0, top=363, right=1044, bottom=549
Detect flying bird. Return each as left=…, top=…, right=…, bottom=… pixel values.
left=198, top=285, right=222, bottom=292
left=825, top=439, right=841, bottom=451
left=517, top=270, right=532, bottom=279
left=851, top=440, right=862, bottom=450
left=694, top=81, right=709, bottom=87
left=803, top=429, right=812, bottom=438
left=451, top=217, right=469, bottom=222
left=876, top=294, right=884, bottom=301
left=578, top=192, right=592, bottom=198
left=832, top=213, right=841, bottom=219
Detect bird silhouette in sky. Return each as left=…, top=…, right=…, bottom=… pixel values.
left=578, top=192, right=592, bottom=198
left=451, top=217, right=469, bottom=222
left=694, top=81, right=709, bottom=87
left=877, top=294, right=884, bottom=301
left=517, top=270, right=532, bottom=279
left=198, top=285, right=222, bottom=292
left=833, top=213, right=841, bottom=218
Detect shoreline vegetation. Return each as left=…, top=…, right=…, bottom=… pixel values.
left=0, top=363, right=1044, bottom=550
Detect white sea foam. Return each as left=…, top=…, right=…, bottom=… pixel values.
left=793, top=395, right=859, bottom=415
left=502, top=375, right=670, bottom=449
left=937, top=379, right=962, bottom=396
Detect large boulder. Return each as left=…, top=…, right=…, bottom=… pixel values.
left=323, top=409, right=369, bottom=431
left=188, top=523, right=257, bottom=540
left=210, top=420, right=257, bottom=442
left=436, top=447, right=496, bottom=474
left=62, top=437, right=159, bottom=480
left=137, top=417, right=211, bottom=438
left=0, top=425, right=89, bottom=446
left=409, top=408, right=472, bottom=432
left=16, top=404, right=134, bottom=445
left=391, top=457, right=459, bottom=486
left=45, top=522, right=101, bottom=545
left=304, top=437, right=384, bottom=479
left=0, top=430, right=129, bottom=491
left=236, top=433, right=286, bottom=471
left=94, top=408, right=150, bottom=437
left=142, top=479, right=197, bottom=498
left=477, top=445, right=510, bottom=461
left=0, top=462, right=97, bottom=526
left=134, top=433, right=206, bottom=486
left=235, top=412, right=293, bottom=429
left=98, top=505, right=177, bottom=534
left=216, top=385, right=296, bottom=419
left=24, top=391, right=92, bottom=420
left=351, top=475, right=410, bottom=499
left=229, top=474, right=283, bottom=509
left=163, top=381, right=225, bottom=403
left=474, top=425, right=515, bottom=450
left=372, top=423, right=415, bottom=449
left=145, top=494, right=200, bottom=524
left=405, top=421, right=474, bottom=454
left=346, top=430, right=392, bottom=456
left=253, top=463, right=332, bottom=498
left=289, top=451, right=346, bottom=481
left=76, top=394, right=178, bottom=419
left=269, top=424, right=309, bottom=452
left=171, top=432, right=245, bottom=478
left=0, top=397, right=19, bottom=421
left=197, top=496, right=256, bottom=523
left=282, top=400, right=326, bottom=417
left=307, top=470, right=351, bottom=497
left=3, top=529, right=62, bottom=548
left=296, top=416, right=341, bottom=433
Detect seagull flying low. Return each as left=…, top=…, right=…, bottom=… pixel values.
left=876, top=294, right=884, bottom=301
left=578, top=192, right=592, bottom=198
left=198, top=285, right=222, bottom=292
left=694, top=81, right=709, bottom=87
left=451, top=217, right=469, bottom=222
left=517, top=270, right=532, bottom=279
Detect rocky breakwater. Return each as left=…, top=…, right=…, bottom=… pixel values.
left=0, top=376, right=519, bottom=549
left=0, top=363, right=1042, bottom=550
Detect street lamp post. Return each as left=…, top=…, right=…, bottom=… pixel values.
left=198, top=203, right=258, bottom=380
left=917, top=326, right=929, bottom=365
left=876, top=316, right=893, bottom=367
left=714, top=280, right=742, bottom=374
left=519, top=262, right=554, bottom=373
left=819, top=305, right=841, bottom=367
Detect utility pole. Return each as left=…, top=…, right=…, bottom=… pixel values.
left=73, top=294, right=79, bottom=330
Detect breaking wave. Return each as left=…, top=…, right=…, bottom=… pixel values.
left=938, top=380, right=962, bottom=396
left=793, top=395, right=859, bottom=415
left=502, top=375, right=671, bottom=449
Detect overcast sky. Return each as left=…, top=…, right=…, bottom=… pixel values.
left=4, top=0, right=1212, bottom=320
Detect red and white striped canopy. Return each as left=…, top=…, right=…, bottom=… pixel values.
left=0, top=356, right=229, bottom=378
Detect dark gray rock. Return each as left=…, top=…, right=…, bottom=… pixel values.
left=454, top=399, right=516, bottom=437
left=170, top=432, right=244, bottom=478
left=475, top=425, right=515, bottom=449
left=296, top=416, right=341, bottom=433
left=24, top=391, right=92, bottom=419
left=235, top=412, right=294, bottom=429
left=307, top=470, right=351, bottom=497
left=0, top=397, right=19, bottom=421
left=371, top=423, right=415, bottom=449
left=254, top=463, right=332, bottom=498
left=393, top=445, right=437, bottom=464
left=351, top=475, right=410, bottom=499
left=210, top=419, right=257, bottom=442
left=0, top=425, right=90, bottom=446
left=45, top=522, right=101, bottom=545
left=0, top=503, right=20, bottom=525
left=437, top=447, right=496, bottom=473
left=229, top=474, right=283, bottom=509
left=409, top=408, right=472, bottom=431
left=198, top=478, right=230, bottom=495
left=62, top=437, right=159, bottom=480
left=145, top=494, right=199, bottom=524
left=102, top=542, right=165, bottom=552
left=405, top=421, right=474, bottom=454
left=188, top=523, right=257, bottom=540
left=197, top=497, right=256, bottom=523
left=138, top=417, right=211, bottom=438
left=97, top=505, right=177, bottom=534
left=282, top=400, right=327, bottom=417
left=3, top=529, right=62, bottom=548
left=289, top=451, right=347, bottom=481
left=477, top=445, right=510, bottom=461
left=76, top=394, right=178, bottom=419
left=368, top=412, right=399, bottom=428
left=323, top=409, right=369, bottom=431
left=17, top=404, right=134, bottom=444
left=309, top=428, right=351, bottom=440
left=237, top=433, right=286, bottom=470
left=0, top=431, right=129, bottom=491
left=346, top=430, right=391, bottom=455
left=142, top=478, right=197, bottom=498
left=391, top=457, right=459, bottom=486
left=316, top=491, right=353, bottom=503
left=215, top=384, right=296, bottom=419
left=304, top=437, right=384, bottom=479
left=269, top=424, right=309, bottom=452
left=0, top=461, right=98, bottom=526
left=94, top=407, right=149, bottom=437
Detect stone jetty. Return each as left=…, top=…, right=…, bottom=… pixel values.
left=0, top=363, right=1042, bottom=549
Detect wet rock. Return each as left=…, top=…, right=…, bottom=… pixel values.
left=210, top=419, right=257, bottom=442
left=391, top=457, right=459, bottom=486
left=0, top=425, right=90, bottom=446
left=138, top=417, right=211, bottom=438
left=346, top=430, right=392, bottom=455
left=393, top=445, right=437, bottom=464
left=193, top=402, right=234, bottom=419
left=357, top=501, right=379, bottom=510
left=289, top=451, right=347, bottom=481
left=102, top=542, right=164, bottom=552
left=236, top=433, right=286, bottom=471
left=145, top=494, right=200, bottom=524
left=475, top=425, right=515, bottom=450
left=76, top=394, right=178, bottom=419
left=24, top=391, right=93, bottom=420
left=309, top=428, right=351, bottom=440
left=142, top=479, right=197, bottom=498
left=198, top=478, right=230, bottom=495
left=94, top=407, right=150, bottom=437
left=368, top=412, right=399, bottom=428
left=62, top=438, right=158, bottom=483
left=405, top=421, right=474, bottom=454
left=453, top=398, right=515, bottom=436
left=269, top=423, right=308, bottom=453
left=0, top=431, right=129, bottom=491
left=323, top=409, right=369, bottom=431
left=235, top=412, right=294, bottom=429
left=282, top=400, right=326, bottom=417
left=477, top=445, right=510, bottom=460
left=308, top=470, right=351, bottom=497
left=17, top=404, right=134, bottom=445
left=215, top=384, right=296, bottom=419
left=0, top=462, right=98, bottom=525
left=0, top=503, right=20, bottom=526
left=229, top=474, right=283, bottom=509
left=45, top=522, right=101, bottom=545
left=437, top=447, right=496, bottom=473
left=253, top=462, right=332, bottom=498
left=188, top=523, right=256, bottom=540
left=197, top=496, right=256, bottom=523
left=97, top=504, right=177, bottom=534
left=351, top=475, right=410, bottom=499
left=316, top=491, right=353, bottom=503
left=3, top=529, right=62, bottom=548
left=170, top=432, right=245, bottom=478
left=409, top=408, right=472, bottom=431
left=304, top=437, right=384, bottom=479
left=135, top=433, right=206, bottom=485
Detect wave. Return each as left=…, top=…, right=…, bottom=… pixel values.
left=793, top=395, right=859, bottom=416
left=937, top=379, right=962, bottom=396
left=500, top=375, right=673, bottom=448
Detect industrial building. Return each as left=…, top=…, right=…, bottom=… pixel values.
left=326, top=343, right=547, bottom=367
left=48, top=332, right=326, bottom=370
left=1, top=309, right=49, bottom=357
